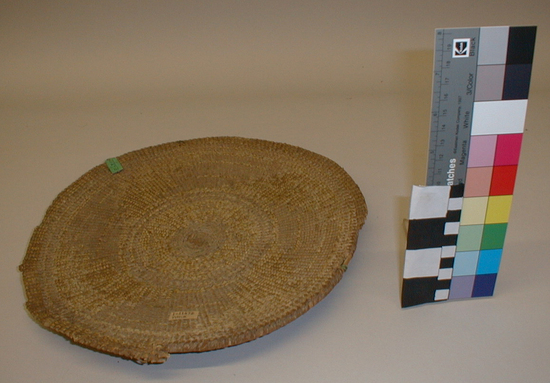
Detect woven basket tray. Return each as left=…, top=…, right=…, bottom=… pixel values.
left=20, top=137, right=367, bottom=364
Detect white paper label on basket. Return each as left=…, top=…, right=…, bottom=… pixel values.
left=169, top=311, right=199, bottom=321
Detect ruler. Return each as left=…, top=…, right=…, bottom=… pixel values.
left=427, top=28, right=479, bottom=186
left=402, top=26, right=537, bottom=308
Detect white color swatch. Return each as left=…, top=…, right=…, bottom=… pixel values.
left=471, top=100, right=528, bottom=135
left=409, top=185, right=451, bottom=220
left=403, top=248, right=442, bottom=278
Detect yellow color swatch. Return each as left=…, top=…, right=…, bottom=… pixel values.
left=485, top=195, right=513, bottom=224
left=460, top=197, right=489, bottom=225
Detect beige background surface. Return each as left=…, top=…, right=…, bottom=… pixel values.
left=2, top=1, right=549, bottom=382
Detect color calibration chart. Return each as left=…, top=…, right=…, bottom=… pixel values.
left=402, top=26, right=537, bottom=307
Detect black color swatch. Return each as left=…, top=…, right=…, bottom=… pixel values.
left=506, top=26, right=537, bottom=65
left=406, top=218, right=457, bottom=250
left=450, top=183, right=465, bottom=198
left=402, top=278, right=452, bottom=308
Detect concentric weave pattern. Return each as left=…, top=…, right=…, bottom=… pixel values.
left=20, top=137, right=367, bottom=364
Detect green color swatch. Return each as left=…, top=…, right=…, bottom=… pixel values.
left=456, top=225, right=484, bottom=252
left=481, top=223, right=508, bottom=250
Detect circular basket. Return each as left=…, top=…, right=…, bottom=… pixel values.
left=20, top=137, right=367, bottom=364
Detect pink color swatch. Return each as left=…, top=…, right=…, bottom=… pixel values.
left=465, top=167, right=494, bottom=197
left=468, top=135, right=498, bottom=167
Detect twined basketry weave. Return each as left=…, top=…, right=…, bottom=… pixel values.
left=20, top=137, right=367, bottom=364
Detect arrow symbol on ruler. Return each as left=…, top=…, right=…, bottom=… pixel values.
left=453, top=40, right=470, bottom=57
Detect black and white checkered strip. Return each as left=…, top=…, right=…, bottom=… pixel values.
left=401, top=184, right=464, bottom=307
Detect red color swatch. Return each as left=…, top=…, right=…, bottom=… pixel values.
left=490, top=165, right=518, bottom=195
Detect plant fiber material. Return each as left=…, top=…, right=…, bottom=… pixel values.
left=20, top=137, right=367, bottom=364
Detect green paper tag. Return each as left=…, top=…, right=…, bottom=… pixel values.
left=105, top=157, right=123, bottom=174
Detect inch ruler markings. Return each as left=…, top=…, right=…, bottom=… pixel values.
left=428, top=28, right=479, bottom=186
left=402, top=26, right=537, bottom=308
